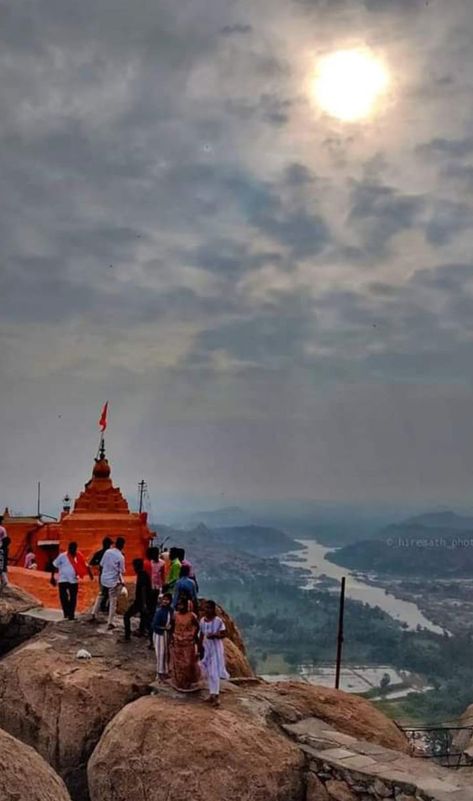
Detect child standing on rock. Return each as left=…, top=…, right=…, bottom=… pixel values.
left=199, top=601, right=229, bottom=707
left=151, top=592, right=174, bottom=681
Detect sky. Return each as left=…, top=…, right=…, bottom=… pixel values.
left=3, top=0, right=473, bottom=515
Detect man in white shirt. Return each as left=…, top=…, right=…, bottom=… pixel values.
left=51, top=541, right=93, bottom=620
left=90, top=537, right=126, bottom=629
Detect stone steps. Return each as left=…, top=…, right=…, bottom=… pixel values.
left=283, top=717, right=473, bottom=801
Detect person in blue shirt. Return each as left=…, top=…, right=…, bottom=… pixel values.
left=151, top=592, right=174, bottom=680
left=172, top=564, right=198, bottom=612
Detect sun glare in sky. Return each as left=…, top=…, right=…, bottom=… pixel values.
left=314, top=48, right=390, bottom=122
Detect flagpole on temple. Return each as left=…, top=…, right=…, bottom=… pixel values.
left=97, top=402, right=109, bottom=459
left=96, top=434, right=106, bottom=460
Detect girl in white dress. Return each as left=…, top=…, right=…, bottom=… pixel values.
left=199, top=600, right=229, bottom=707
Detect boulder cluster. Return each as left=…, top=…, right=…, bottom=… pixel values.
left=0, top=585, right=408, bottom=801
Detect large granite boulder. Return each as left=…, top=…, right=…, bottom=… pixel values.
left=248, top=681, right=409, bottom=753
left=0, top=725, right=71, bottom=801
left=223, top=637, right=253, bottom=678
left=88, top=677, right=409, bottom=801
left=0, top=583, right=40, bottom=624
left=88, top=693, right=305, bottom=801
left=0, top=618, right=155, bottom=800
left=0, top=601, right=253, bottom=799
left=0, top=583, right=46, bottom=656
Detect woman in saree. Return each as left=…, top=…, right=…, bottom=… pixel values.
left=169, top=595, right=201, bottom=692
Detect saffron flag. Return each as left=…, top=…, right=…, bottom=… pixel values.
left=99, top=402, right=108, bottom=432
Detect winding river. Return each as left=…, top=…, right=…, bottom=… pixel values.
left=283, top=538, right=445, bottom=635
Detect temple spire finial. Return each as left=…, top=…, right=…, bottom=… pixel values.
left=98, top=436, right=106, bottom=461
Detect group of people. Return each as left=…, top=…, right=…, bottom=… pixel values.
left=50, top=537, right=229, bottom=707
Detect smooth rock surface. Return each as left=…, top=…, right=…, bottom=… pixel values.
left=88, top=693, right=305, bottom=801
left=0, top=584, right=41, bottom=623
left=0, top=725, right=71, bottom=801
left=245, top=682, right=409, bottom=753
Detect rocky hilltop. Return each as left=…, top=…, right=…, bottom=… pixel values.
left=1, top=584, right=473, bottom=801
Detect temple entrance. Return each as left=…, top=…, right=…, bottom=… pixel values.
left=36, top=541, right=60, bottom=572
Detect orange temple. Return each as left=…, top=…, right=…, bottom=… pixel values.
left=4, top=441, right=153, bottom=609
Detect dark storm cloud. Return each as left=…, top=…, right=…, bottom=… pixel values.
left=417, top=136, right=473, bottom=160
left=283, top=163, right=315, bottom=186
left=425, top=201, right=472, bottom=246
left=366, top=283, right=401, bottom=298
left=188, top=256, right=473, bottom=384
left=0, top=254, right=238, bottom=326
left=192, top=291, right=317, bottom=367
left=187, top=240, right=284, bottom=276
left=321, top=262, right=473, bottom=372
left=410, top=263, right=473, bottom=291
left=224, top=93, right=296, bottom=128
left=158, top=163, right=331, bottom=257
left=186, top=256, right=473, bottom=383
left=294, top=0, right=421, bottom=11
left=220, top=24, right=253, bottom=36
left=444, top=163, right=473, bottom=193
left=417, top=136, right=473, bottom=195
left=261, top=97, right=292, bottom=127
left=363, top=0, right=420, bottom=10
left=349, top=182, right=425, bottom=254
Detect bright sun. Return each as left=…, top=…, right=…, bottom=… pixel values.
left=314, top=48, right=389, bottom=122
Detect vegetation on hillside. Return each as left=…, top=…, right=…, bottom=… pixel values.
left=161, top=519, right=473, bottom=722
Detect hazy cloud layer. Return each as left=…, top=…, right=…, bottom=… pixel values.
left=2, top=0, right=473, bottom=512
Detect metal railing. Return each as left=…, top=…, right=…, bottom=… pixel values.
left=398, top=724, right=473, bottom=768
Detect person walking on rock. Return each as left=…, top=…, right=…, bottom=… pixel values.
left=90, top=536, right=125, bottom=629
left=51, top=542, right=93, bottom=620
left=199, top=600, right=229, bottom=707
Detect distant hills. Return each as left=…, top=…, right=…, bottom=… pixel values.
left=180, top=506, right=254, bottom=528
left=211, top=525, right=297, bottom=556
left=328, top=510, right=473, bottom=577
left=389, top=510, right=473, bottom=532
left=151, top=521, right=300, bottom=582
left=175, top=502, right=414, bottom=546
